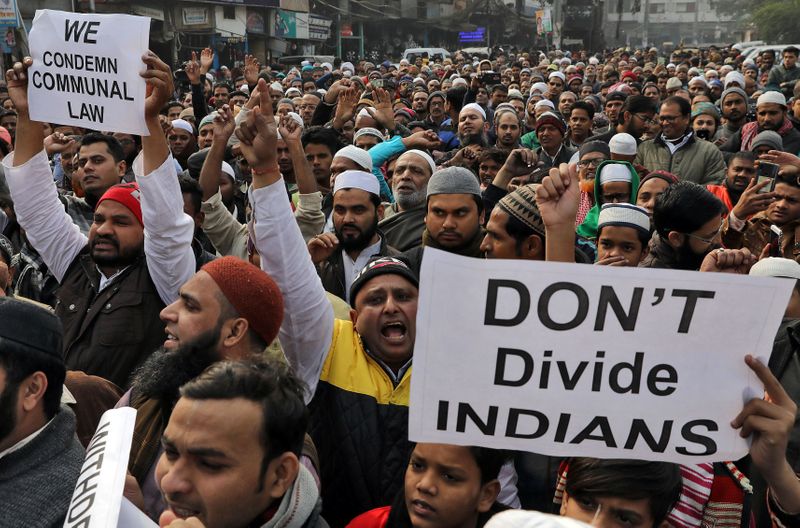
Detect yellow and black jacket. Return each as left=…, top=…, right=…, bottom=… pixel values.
left=308, top=319, right=413, bottom=528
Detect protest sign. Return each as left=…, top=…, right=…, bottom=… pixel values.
left=63, top=407, right=137, bottom=528
left=27, top=10, right=150, bottom=135
left=118, top=498, right=158, bottom=528
left=408, top=249, right=792, bottom=464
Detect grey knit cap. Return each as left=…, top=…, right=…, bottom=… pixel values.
left=720, top=87, right=747, bottom=105
left=426, top=166, right=482, bottom=199
left=751, top=130, right=784, bottom=152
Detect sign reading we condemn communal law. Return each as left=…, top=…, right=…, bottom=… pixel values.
left=409, top=249, right=793, bottom=464
left=28, top=10, right=150, bottom=135
left=63, top=407, right=137, bottom=528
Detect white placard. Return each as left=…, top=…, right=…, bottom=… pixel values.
left=409, top=248, right=792, bottom=464
left=27, top=10, right=150, bottom=135
left=63, top=407, right=137, bottom=528
left=118, top=498, right=158, bottom=528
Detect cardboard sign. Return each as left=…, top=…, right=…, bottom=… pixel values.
left=27, top=10, right=150, bottom=135
left=409, top=249, right=792, bottom=464
left=63, top=407, right=137, bottom=528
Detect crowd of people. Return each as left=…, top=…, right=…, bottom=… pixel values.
left=2, top=39, right=800, bottom=528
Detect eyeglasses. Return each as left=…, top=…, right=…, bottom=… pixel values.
left=634, top=113, right=657, bottom=125
left=684, top=223, right=723, bottom=246
left=659, top=114, right=681, bottom=123
left=578, top=158, right=605, bottom=168
left=601, top=192, right=631, bottom=203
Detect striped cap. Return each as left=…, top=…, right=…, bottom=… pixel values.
left=497, top=184, right=544, bottom=237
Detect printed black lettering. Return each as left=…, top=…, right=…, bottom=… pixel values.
left=594, top=286, right=643, bottom=331
left=676, top=419, right=718, bottom=456
left=647, top=364, right=678, bottom=396
left=671, top=289, right=715, bottom=333
left=494, top=348, right=533, bottom=386
left=505, top=408, right=549, bottom=439
left=455, top=402, right=498, bottom=435
left=623, top=419, right=673, bottom=452
left=484, top=279, right=530, bottom=326
left=537, top=282, right=589, bottom=330
left=569, top=416, right=617, bottom=447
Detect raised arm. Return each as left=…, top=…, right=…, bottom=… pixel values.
left=536, top=162, right=580, bottom=263
left=237, top=79, right=333, bottom=399
left=199, top=105, right=235, bottom=201
left=2, top=57, right=85, bottom=282
left=138, top=52, right=195, bottom=304
left=280, top=115, right=325, bottom=241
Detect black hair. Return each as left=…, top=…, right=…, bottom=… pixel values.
left=479, top=147, right=508, bottom=166
left=384, top=445, right=509, bottom=528
left=653, top=181, right=725, bottom=239
left=80, top=132, right=125, bottom=163
left=0, top=345, right=65, bottom=419
left=180, top=358, right=308, bottom=491
left=662, top=95, right=691, bottom=116
left=570, top=100, right=595, bottom=120
left=597, top=223, right=651, bottom=248
left=406, top=120, right=434, bottom=131
left=565, top=458, right=682, bottom=526
left=229, top=90, right=247, bottom=99
left=301, top=126, right=345, bottom=155
left=730, top=150, right=756, bottom=165
left=619, top=95, right=657, bottom=125
left=492, top=84, right=508, bottom=94
left=213, top=81, right=231, bottom=91
left=446, top=86, right=468, bottom=115
left=161, top=100, right=184, bottom=115
left=784, top=46, right=800, bottom=56
left=178, top=173, right=203, bottom=216
left=504, top=210, right=543, bottom=254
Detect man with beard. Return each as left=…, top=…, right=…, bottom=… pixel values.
left=379, top=149, right=437, bottom=251
left=640, top=181, right=726, bottom=269
left=168, top=119, right=198, bottom=170
left=0, top=297, right=84, bottom=527
left=309, top=170, right=398, bottom=303
left=721, top=92, right=800, bottom=155
left=707, top=151, right=761, bottom=213
left=122, top=255, right=285, bottom=521
left=400, top=166, right=485, bottom=276
left=587, top=95, right=656, bottom=145
left=493, top=107, right=522, bottom=151
left=723, top=174, right=800, bottom=263
left=717, top=88, right=749, bottom=142
left=3, top=54, right=195, bottom=388
left=235, top=81, right=519, bottom=525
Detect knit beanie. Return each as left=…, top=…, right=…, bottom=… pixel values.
left=691, top=102, right=720, bottom=122
left=720, top=87, right=747, bottom=106
left=497, top=184, right=545, bottom=237
left=97, top=183, right=143, bottom=226
left=427, top=166, right=482, bottom=199
left=750, top=130, right=783, bottom=152
left=427, top=91, right=446, bottom=110
left=201, top=256, right=284, bottom=346
left=0, top=296, right=64, bottom=362
left=535, top=112, right=567, bottom=135
left=579, top=140, right=610, bottom=160
left=349, top=256, right=418, bottom=307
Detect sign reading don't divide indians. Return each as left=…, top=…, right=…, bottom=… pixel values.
left=409, top=248, right=793, bottom=464
left=28, top=10, right=150, bottom=135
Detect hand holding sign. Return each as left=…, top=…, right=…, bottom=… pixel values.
left=6, top=56, right=32, bottom=118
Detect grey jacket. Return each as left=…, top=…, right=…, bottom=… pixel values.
left=0, top=406, right=84, bottom=528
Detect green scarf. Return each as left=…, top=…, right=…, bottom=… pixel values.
left=576, top=160, right=640, bottom=240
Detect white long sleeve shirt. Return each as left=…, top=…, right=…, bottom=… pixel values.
left=3, top=150, right=195, bottom=305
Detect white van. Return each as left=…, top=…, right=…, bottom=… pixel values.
left=743, top=45, right=800, bottom=63
left=402, top=48, right=451, bottom=63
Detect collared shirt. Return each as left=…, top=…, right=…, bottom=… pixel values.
left=342, top=237, right=383, bottom=304
left=97, top=265, right=131, bottom=292
left=662, top=131, right=693, bottom=155
left=0, top=418, right=53, bottom=461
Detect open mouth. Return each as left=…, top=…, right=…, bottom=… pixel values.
left=380, top=321, right=407, bottom=343
left=164, top=330, right=179, bottom=349
left=411, top=499, right=436, bottom=515
left=169, top=505, right=201, bottom=519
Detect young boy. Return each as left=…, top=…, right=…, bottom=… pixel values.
left=347, top=443, right=508, bottom=528
left=594, top=203, right=651, bottom=267
left=577, top=161, right=640, bottom=240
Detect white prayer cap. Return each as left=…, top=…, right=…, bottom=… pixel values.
left=534, top=99, right=555, bottom=110
left=221, top=161, right=235, bottom=181
left=750, top=257, right=800, bottom=280
left=333, top=170, right=380, bottom=196
left=531, top=82, right=549, bottom=94
left=598, top=203, right=650, bottom=237
left=356, top=108, right=373, bottom=121
left=588, top=57, right=599, bottom=65
left=301, top=60, right=310, bottom=66
left=598, top=163, right=633, bottom=185
left=485, top=510, right=592, bottom=528
left=286, top=112, right=304, bottom=127
left=341, top=61, right=355, bottom=73
left=724, top=71, right=746, bottom=89
left=333, top=144, right=373, bottom=171
left=757, top=91, right=787, bottom=107
left=170, top=119, right=194, bottom=135
left=353, top=127, right=384, bottom=142
left=321, top=62, right=333, bottom=71
left=460, top=102, right=486, bottom=120
left=400, top=149, right=436, bottom=174
left=452, top=77, right=468, bottom=88
left=399, top=59, right=410, bottom=66
left=688, top=76, right=707, bottom=87
left=286, top=87, right=302, bottom=97
left=609, top=133, right=638, bottom=156
left=270, top=82, right=283, bottom=92
left=548, top=71, right=566, bottom=82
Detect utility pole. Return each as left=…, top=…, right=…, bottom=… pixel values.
left=642, top=0, right=649, bottom=48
